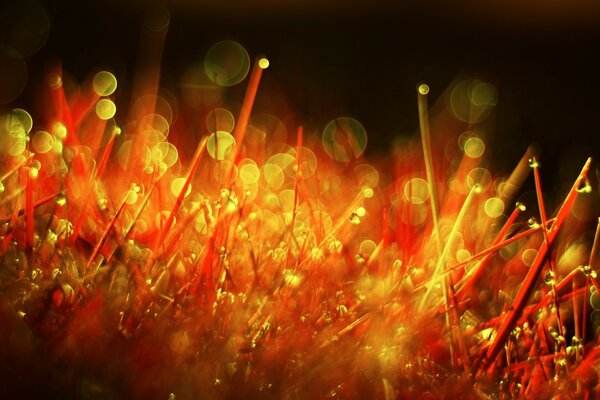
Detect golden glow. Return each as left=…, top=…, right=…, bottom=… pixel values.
left=283, top=269, right=302, bottom=287
left=29, top=166, right=39, bottom=179
left=1, top=28, right=597, bottom=398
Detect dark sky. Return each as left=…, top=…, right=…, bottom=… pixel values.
left=16, top=0, right=600, bottom=184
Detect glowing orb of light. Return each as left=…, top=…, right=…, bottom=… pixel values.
left=29, top=166, right=39, bottom=179
left=32, top=130, right=54, bottom=154
left=354, top=164, right=379, bottom=189
left=2, top=109, right=31, bottom=156
left=204, top=40, right=250, bottom=87
left=278, top=189, right=295, bottom=212
left=48, top=73, right=62, bottom=89
left=359, top=239, right=377, bottom=258
left=118, top=140, right=152, bottom=171
left=262, top=163, right=284, bottom=190
left=171, top=177, right=191, bottom=198
left=322, top=117, right=367, bottom=162
left=267, top=152, right=295, bottom=180
left=6, top=108, right=33, bottom=135
left=464, top=137, right=485, bottom=158
left=403, top=178, right=430, bottom=204
left=258, top=57, right=269, bottom=69
left=153, top=142, right=179, bottom=168
left=92, top=71, right=117, bottom=96
left=206, top=108, right=235, bottom=133
left=290, top=146, right=318, bottom=178
left=95, top=99, right=116, bottom=120
left=363, top=187, right=374, bottom=199
left=140, top=114, right=169, bottom=144
left=403, top=202, right=428, bottom=226
left=522, top=248, right=538, bottom=267
left=125, top=190, right=138, bottom=205
left=133, top=95, right=174, bottom=126
left=466, top=167, right=492, bottom=191
left=52, top=122, right=68, bottom=140
left=238, top=159, right=260, bottom=185
left=484, top=197, right=505, bottom=218
left=456, top=249, right=472, bottom=263
left=8, top=139, right=26, bottom=156
left=207, top=130, right=236, bottom=160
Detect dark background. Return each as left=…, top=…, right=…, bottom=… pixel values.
left=13, top=0, right=600, bottom=186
